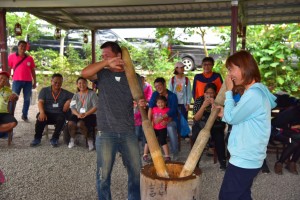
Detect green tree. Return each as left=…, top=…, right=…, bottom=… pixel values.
left=210, top=24, right=300, bottom=97
left=247, top=24, right=300, bottom=96
left=6, top=12, right=49, bottom=46
left=183, top=27, right=210, bottom=56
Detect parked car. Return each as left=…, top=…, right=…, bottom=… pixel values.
left=168, top=42, right=220, bottom=71
left=20, top=32, right=85, bottom=57
left=20, top=28, right=222, bottom=71
left=96, top=29, right=158, bottom=50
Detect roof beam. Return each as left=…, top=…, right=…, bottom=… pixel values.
left=60, top=9, right=95, bottom=30
left=30, top=12, right=71, bottom=30
left=0, top=0, right=206, bottom=8
left=82, top=15, right=231, bottom=24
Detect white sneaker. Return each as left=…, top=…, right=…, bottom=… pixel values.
left=68, top=138, right=75, bottom=149
left=88, top=140, right=94, bottom=151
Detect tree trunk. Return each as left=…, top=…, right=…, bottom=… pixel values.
left=121, top=47, right=169, bottom=178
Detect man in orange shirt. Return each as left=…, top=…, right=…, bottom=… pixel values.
left=192, top=57, right=223, bottom=100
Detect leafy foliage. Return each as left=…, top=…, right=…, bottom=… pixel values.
left=6, top=13, right=299, bottom=97
left=6, top=12, right=49, bottom=43
left=210, top=24, right=300, bottom=97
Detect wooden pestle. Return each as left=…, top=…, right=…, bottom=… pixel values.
left=180, top=83, right=226, bottom=177
left=121, top=47, right=169, bottom=178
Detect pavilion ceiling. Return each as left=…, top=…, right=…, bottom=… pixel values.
left=1, top=0, right=300, bottom=30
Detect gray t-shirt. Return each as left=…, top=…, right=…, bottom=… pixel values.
left=70, top=90, right=98, bottom=113
left=96, top=69, right=141, bottom=133
left=38, top=86, right=73, bottom=113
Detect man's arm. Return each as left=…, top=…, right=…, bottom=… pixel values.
left=37, top=100, right=47, bottom=121
left=63, top=99, right=71, bottom=112
left=81, top=61, right=107, bottom=80
left=81, top=57, right=125, bottom=80
left=31, top=68, right=37, bottom=89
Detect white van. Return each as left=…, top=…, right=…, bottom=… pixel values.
left=96, top=28, right=157, bottom=49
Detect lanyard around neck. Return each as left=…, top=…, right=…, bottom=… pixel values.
left=52, top=89, right=61, bottom=103
left=79, top=91, right=88, bottom=107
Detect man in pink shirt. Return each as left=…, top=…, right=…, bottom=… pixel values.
left=8, top=40, right=37, bottom=122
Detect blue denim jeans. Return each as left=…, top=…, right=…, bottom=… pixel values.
left=219, top=163, right=260, bottom=200
left=96, top=131, right=141, bottom=200
left=135, top=125, right=146, bottom=148
left=12, top=81, right=32, bottom=117
left=167, top=121, right=178, bottom=156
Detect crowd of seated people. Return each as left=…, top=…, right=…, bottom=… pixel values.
left=1, top=55, right=299, bottom=178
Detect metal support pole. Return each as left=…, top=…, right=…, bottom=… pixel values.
left=91, top=30, right=96, bottom=63
left=0, top=9, right=8, bottom=71
left=241, top=25, right=247, bottom=50
left=230, top=1, right=238, bottom=55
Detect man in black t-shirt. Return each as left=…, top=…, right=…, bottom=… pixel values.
left=82, top=42, right=142, bottom=200
left=30, top=73, right=73, bottom=147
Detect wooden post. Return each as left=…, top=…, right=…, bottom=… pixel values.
left=241, top=26, right=247, bottom=50
left=180, top=84, right=226, bottom=177
left=91, top=30, right=96, bottom=63
left=121, top=47, right=169, bottom=178
left=0, top=9, right=8, bottom=71
left=230, top=0, right=238, bottom=55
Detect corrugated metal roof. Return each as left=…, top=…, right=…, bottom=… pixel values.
left=2, top=0, right=300, bottom=30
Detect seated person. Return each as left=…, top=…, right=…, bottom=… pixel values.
left=273, top=105, right=300, bottom=175
left=30, top=73, right=73, bottom=147
left=191, top=83, right=226, bottom=170
left=0, top=71, right=18, bottom=134
left=68, top=77, right=97, bottom=151
left=148, top=77, right=179, bottom=160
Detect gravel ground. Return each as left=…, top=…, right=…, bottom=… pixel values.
left=1, top=96, right=300, bottom=200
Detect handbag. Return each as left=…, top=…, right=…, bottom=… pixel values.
left=179, top=112, right=191, bottom=137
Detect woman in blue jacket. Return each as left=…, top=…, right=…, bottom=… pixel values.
left=218, top=51, right=277, bottom=200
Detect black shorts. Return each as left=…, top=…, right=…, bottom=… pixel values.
left=154, top=128, right=168, bottom=146
left=69, top=114, right=97, bottom=127
left=0, top=113, right=18, bottom=125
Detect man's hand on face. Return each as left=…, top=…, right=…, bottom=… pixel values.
left=107, top=57, right=124, bottom=71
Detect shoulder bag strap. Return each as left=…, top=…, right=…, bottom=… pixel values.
left=13, top=54, right=28, bottom=73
